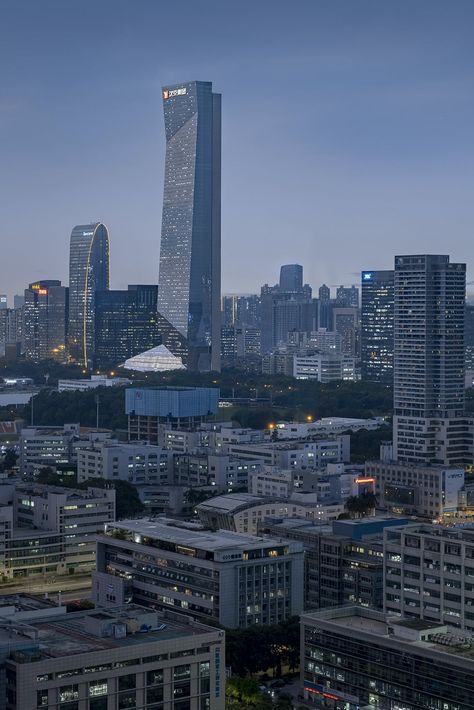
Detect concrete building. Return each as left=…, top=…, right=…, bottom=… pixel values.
left=292, top=353, right=357, bottom=382
left=126, top=387, right=219, bottom=445
left=77, top=442, right=172, bottom=485
left=393, top=254, right=472, bottom=465
left=93, top=518, right=304, bottom=628
left=261, top=517, right=404, bottom=611
left=383, top=523, right=474, bottom=633
left=366, top=459, right=465, bottom=518
left=19, top=424, right=113, bottom=474
left=301, top=606, right=474, bottom=710
left=5, top=604, right=224, bottom=710
left=196, top=493, right=344, bottom=535
left=173, top=452, right=261, bottom=490
left=58, top=375, right=130, bottom=392
left=23, top=280, right=68, bottom=362
left=14, top=483, right=115, bottom=574
left=224, top=435, right=350, bottom=469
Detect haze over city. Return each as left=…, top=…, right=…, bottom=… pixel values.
left=2, top=0, right=474, bottom=302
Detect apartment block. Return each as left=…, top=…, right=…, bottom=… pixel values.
left=77, top=442, right=172, bottom=485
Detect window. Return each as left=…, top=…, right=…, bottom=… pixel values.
left=58, top=686, right=79, bottom=703
left=118, top=674, right=136, bottom=691
left=37, top=690, right=48, bottom=707
left=147, top=670, right=164, bottom=686
left=173, top=665, right=191, bottom=680
left=89, top=680, right=108, bottom=697
left=118, top=692, right=135, bottom=709
left=147, top=687, right=164, bottom=703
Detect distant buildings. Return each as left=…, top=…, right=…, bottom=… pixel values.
left=93, top=518, right=304, bottom=628
left=68, top=222, right=110, bottom=368
left=301, top=606, right=474, bottom=710
left=23, top=280, right=68, bottom=362
left=77, top=441, right=172, bottom=485
left=57, top=375, right=130, bottom=392
left=360, top=269, right=394, bottom=382
left=158, top=81, right=221, bottom=372
left=6, top=604, right=225, bottom=710
left=393, top=254, right=472, bottom=465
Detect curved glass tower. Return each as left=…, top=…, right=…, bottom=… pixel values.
left=158, top=81, right=221, bottom=372
left=68, top=222, right=110, bottom=368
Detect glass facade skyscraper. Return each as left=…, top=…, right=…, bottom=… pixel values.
left=158, top=81, right=221, bottom=372
left=94, top=285, right=161, bottom=369
left=360, top=270, right=394, bottom=382
left=23, top=280, right=68, bottom=362
left=68, top=222, right=110, bottom=368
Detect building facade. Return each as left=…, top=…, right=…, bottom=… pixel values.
left=301, top=606, right=474, bottom=710
left=158, top=81, right=221, bottom=372
left=393, top=254, right=472, bottom=465
left=68, top=222, right=110, bottom=368
left=94, top=285, right=161, bottom=369
left=23, top=280, right=68, bottom=362
left=360, top=269, right=394, bottom=382
left=5, top=605, right=225, bottom=710
left=93, top=518, right=304, bottom=628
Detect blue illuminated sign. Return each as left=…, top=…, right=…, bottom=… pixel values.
left=362, top=272, right=373, bottom=281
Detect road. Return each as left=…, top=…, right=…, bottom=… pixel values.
left=0, top=574, right=92, bottom=601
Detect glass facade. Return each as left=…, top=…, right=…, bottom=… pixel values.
left=94, top=285, right=161, bottom=368
left=158, top=81, right=221, bottom=372
left=23, top=280, right=68, bottom=362
left=360, top=270, right=394, bottom=382
left=68, top=222, right=110, bottom=368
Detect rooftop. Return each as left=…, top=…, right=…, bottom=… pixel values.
left=6, top=605, right=219, bottom=663
left=105, top=518, right=293, bottom=552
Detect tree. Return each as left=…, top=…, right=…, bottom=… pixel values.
left=345, top=491, right=377, bottom=518
left=1, top=448, right=17, bottom=471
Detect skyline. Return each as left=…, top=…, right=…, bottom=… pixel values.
left=2, top=0, right=474, bottom=302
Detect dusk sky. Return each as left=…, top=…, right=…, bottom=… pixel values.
left=2, top=0, right=474, bottom=302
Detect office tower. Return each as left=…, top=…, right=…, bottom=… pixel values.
left=23, top=280, right=68, bottom=362
left=279, top=263, right=303, bottom=293
left=318, top=283, right=331, bottom=329
left=0, top=295, right=7, bottom=310
left=360, top=270, right=394, bottom=382
left=465, top=303, right=474, bottom=370
left=332, top=306, right=359, bottom=356
left=393, top=254, right=472, bottom=465
left=94, top=285, right=161, bottom=368
left=68, top=222, right=110, bottom=368
left=0, top=307, right=23, bottom=356
left=158, top=81, right=221, bottom=372
left=13, top=294, right=24, bottom=309
left=335, top=284, right=359, bottom=307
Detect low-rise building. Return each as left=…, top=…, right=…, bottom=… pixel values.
left=366, top=459, right=465, bottom=518
left=173, top=453, right=261, bottom=490
left=196, top=493, right=344, bottom=535
left=384, top=523, right=474, bottom=633
left=301, top=606, right=474, bottom=710
left=224, top=435, right=350, bottom=468
left=93, top=518, right=304, bottom=628
left=77, top=441, right=172, bottom=485
left=13, top=483, right=115, bottom=574
left=5, top=604, right=225, bottom=710
left=57, top=375, right=131, bottom=392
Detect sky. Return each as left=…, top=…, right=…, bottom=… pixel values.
left=1, top=0, right=474, bottom=302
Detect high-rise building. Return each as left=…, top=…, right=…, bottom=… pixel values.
left=360, top=269, right=394, bottom=382
left=158, top=81, right=221, bottom=372
left=68, top=222, right=110, bottom=368
left=280, top=264, right=303, bottom=293
left=13, top=294, right=24, bottom=309
left=0, top=295, right=7, bottom=310
left=318, top=284, right=331, bottom=329
left=94, top=285, right=161, bottom=368
left=332, top=307, right=359, bottom=356
left=23, top=280, right=68, bottom=362
left=393, top=254, right=472, bottom=465
left=335, top=284, right=359, bottom=307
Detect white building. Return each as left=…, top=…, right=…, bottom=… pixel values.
left=77, top=441, right=172, bottom=485
left=58, top=375, right=131, bottom=392
left=224, top=435, right=350, bottom=469
left=292, top=353, right=357, bottom=382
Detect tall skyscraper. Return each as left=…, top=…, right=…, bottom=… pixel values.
left=94, top=285, right=161, bottom=369
left=0, top=295, right=7, bottom=310
left=318, top=284, right=331, bottom=329
left=158, top=81, right=221, bottom=372
left=360, top=270, right=394, bottom=382
left=23, top=280, right=68, bottom=362
left=279, top=264, right=303, bottom=293
left=393, top=254, right=472, bottom=465
left=68, top=222, right=110, bottom=368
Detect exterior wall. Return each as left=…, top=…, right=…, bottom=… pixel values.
left=77, top=443, right=172, bottom=485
